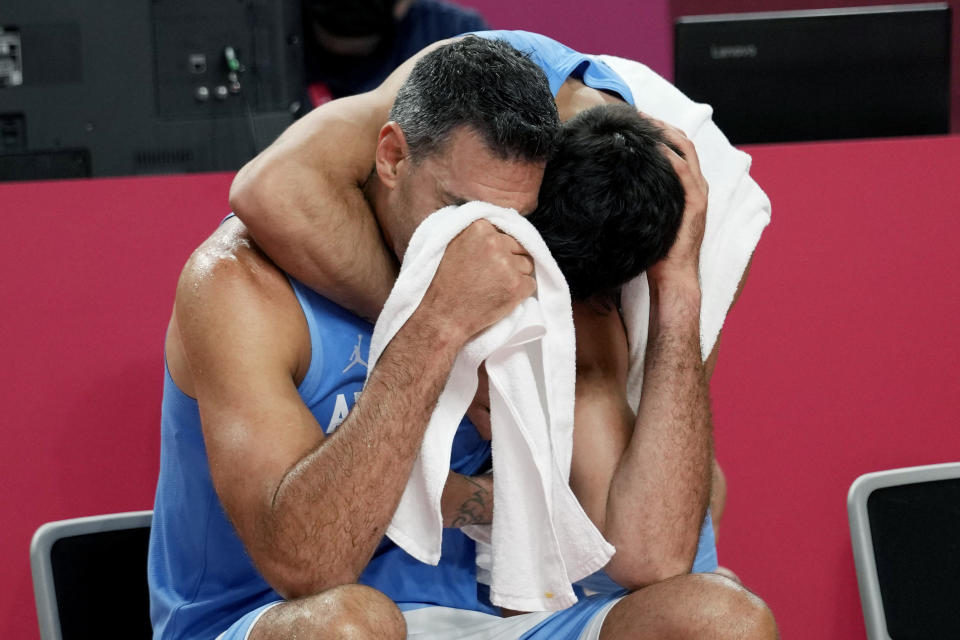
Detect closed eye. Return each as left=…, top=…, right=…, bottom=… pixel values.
left=440, top=189, right=469, bottom=208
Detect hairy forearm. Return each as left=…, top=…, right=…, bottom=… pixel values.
left=604, top=278, right=713, bottom=588
left=254, top=315, right=464, bottom=598
left=236, top=214, right=530, bottom=598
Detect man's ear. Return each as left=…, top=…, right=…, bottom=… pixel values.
left=375, top=122, right=408, bottom=188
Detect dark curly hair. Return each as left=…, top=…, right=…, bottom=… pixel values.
left=527, top=103, right=685, bottom=302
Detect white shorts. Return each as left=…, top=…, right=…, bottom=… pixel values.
left=219, top=592, right=624, bottom=640
left=402, top=593, right=624, bottom=640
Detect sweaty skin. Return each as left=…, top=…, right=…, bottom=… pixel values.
left=169, top=122, right=544, bottom=604
left=230, top=36, right=748, bottom=587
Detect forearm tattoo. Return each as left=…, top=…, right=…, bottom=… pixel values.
left=450, top=476, right=491, bottom=528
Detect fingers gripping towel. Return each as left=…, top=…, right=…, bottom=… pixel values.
left=366, top=201, right=615, bottom=612
left=599, top=54, right=773, bottom=408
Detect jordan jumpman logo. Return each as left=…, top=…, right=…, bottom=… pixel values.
left=342, top=334, right=368, bottom=373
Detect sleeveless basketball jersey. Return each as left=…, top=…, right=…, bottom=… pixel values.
left=472, top=30, right=636, bottom=105
left=148, top=278, right=494, bottom=640
left=150, top=34, right=718, bottom=637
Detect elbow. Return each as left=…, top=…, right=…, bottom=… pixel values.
left=270, top=574, right=337, bottom=601
left=228, top=158, right=277, bottom=231
left=228, top=160, right=256, bottom=217
left=268, top=572, right=323, bottom=601
left=253, top=538, right=362, bottom=600
left=603, top=547, right=695, bottom=591
left=259, top=556, right=360, bottom=601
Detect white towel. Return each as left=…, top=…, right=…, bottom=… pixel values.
left=599, top=55, right=773, bottom=407
left=366, top=201, right=615, bottom=612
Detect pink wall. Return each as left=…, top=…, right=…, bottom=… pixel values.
left=1, top=174, right=232, bottom=638
left=4, top=134, right=960, bottom=637
left=714, top=134, right=960, bottom=638
left=461, top=0, right=673, bottom=77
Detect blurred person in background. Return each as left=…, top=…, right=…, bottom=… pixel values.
left=300, top=0, right=488, bottom=111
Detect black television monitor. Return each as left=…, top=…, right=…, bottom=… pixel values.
left=674, top=4, right=951, bottom=144
left=0, top=0, right=303, bottom=181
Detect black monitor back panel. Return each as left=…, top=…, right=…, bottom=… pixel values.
left=674, top=4, right=951, bottom=145
left=51, top=527, right=153, bottom=638
left=0, top=0, right=303, bottom=181
left=867, top=478, right=960, bottom=639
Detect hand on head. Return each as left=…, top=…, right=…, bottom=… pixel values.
left=645, top=119, right=709, bottom=284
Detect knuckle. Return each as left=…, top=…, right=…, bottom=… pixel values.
left=466, top=220, right=490, bottom=240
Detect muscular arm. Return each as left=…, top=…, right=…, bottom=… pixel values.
left=172, top=218, right=530, bottom=599
left=229, top=39, right=454, bottom=322
left=570, top=288, right=712, bottom=590
left=570, top=262, right=748, bottom=581
left=569, top=126, right=716, bottom=589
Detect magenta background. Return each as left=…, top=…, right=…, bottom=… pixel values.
left=4, top=134, right=960, bottom=638
left=3, top=3, right=960, bottom=636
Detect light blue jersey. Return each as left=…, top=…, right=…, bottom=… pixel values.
left=472, top=30, right=635, bottom=105
left=148, top=278, right=494, bottom=640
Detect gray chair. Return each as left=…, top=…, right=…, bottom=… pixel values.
left=848, top=463, right=960, bottom=640
left=30, top=511, right=153, bottom=640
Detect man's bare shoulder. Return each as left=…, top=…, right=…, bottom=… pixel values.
left=170, top=217, right=309, bottom=393
left=176, top=217, right=288, bottom=304
left=572, top=300, right=628, bottom=382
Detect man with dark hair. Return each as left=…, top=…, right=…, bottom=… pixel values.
left=389, top=37, right=557, bottom=163
left=148, top=36, right=559, bottom=640
left=228, top=31, right=777, bottom=640
left=528, top=103, right=685, bottom=302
